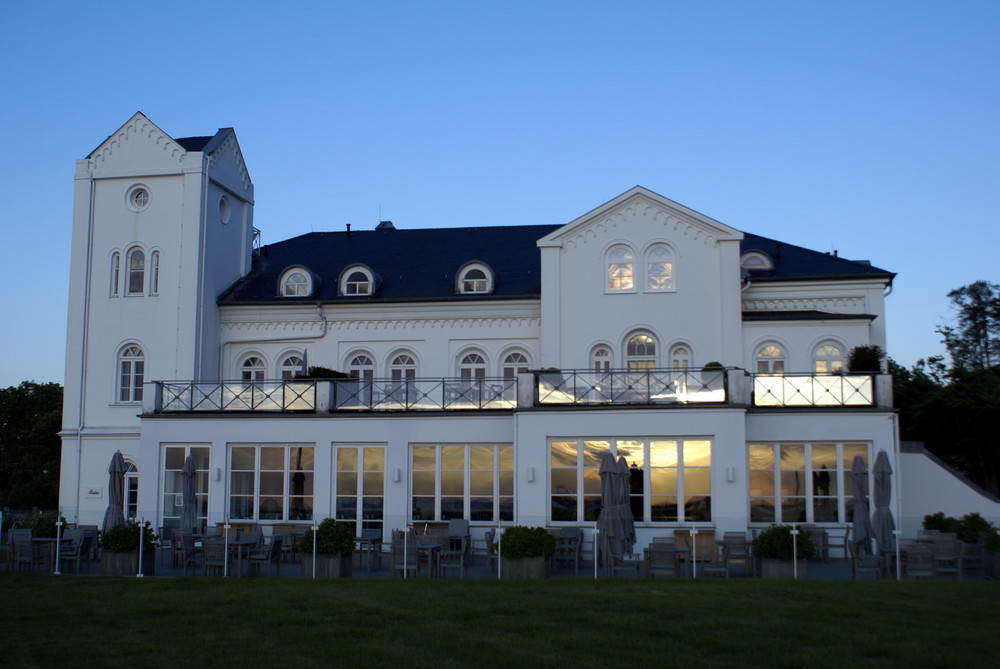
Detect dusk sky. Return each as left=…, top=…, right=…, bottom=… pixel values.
left=1, top=1, right=997, bottom=388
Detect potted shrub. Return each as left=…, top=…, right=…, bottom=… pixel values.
left=21, top=510, right=68, bottom=537
left=499, top=526, right=556, bottom=578
left=751, top=524, right=815, bottom=578
left=100, top=520, right=158, bottom=576
left=300, top=518, right=355, bottom=577
left=847, top=345, right=885, bottom=373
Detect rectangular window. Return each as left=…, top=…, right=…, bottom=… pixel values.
left=161, top=445, right=210, bottom=531
left=410, top=443, right=513, bottom=523
left=228, top=444, right=314, bottom=522
left=550, top=437, right=712, bottom=524
left=335, top=446, right=385, bottom=536
left=748, top=442, right=869, bottom=524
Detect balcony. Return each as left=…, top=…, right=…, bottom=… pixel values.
left=150, top=370, right=885, bottom=414
left=536, top=369, right=728, bottom=406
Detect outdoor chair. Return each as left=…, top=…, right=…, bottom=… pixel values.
left=59, top=532, right=92, bottom=574
left=248, top=535, right=282, bottom=577
left=931, top=537, right=963, bottom=580
left=473, top=528, right=498, bottom=568
left=158, top=526, right=174, bottom=565
left=960, top=538, right=984, bottom=574
left=554, top=527, right=583, bottom=575
left=201, top=537, right=228, bottom=576
left=78, top=525, right=100, bottom=560
left=9, top=533, right=35, bottom=573
left=436, top=533, right=466, bottom=578
left=644, top=543, right=679, bottom=578
left=847, top=538, right=880, bottom=580
left=390, top=529, right=420, bottom=578
left=721, top=533, right=751, bottom=578
left=903, top=543, right=935, bottom=579
left=179, top=533, right=202, bottom=575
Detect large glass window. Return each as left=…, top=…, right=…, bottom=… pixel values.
left=335, top=446, right=385, bottom=536
left=814, top=343, right=845, bottom=374
left=748, top=442, right=869, bottom=524
left=117, top=344, right=145, bottom=403
left=755, top=344, right=785, bottom=375
left=606, top=245, right=635, bottom=292
left=626, top=333, right=657, bottom=371
left=410, top=443, right=514, bottom=523
left=549, top=437, right=712, bottom=524
left=644, top=244, right=674, bottom=291
left=229, top=444, right=314, bottom=522
left=126, top=248, right=145, bottom=295
left=161, top=445, right=210, bottom=531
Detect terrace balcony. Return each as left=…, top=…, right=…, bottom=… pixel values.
left=148, top=369, right=891, bottom=414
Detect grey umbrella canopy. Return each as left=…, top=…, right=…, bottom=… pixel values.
left=871, top=450, right=896, bottom=552
left=179, top=455, right=198, bottom=533
left=596, top=451, right=635, bottom=562
left=102, top=450, right=127, bottom=535
left=851, top=455, right=875, bottom=556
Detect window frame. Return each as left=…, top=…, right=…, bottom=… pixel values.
left=459, top=351, right=487, bottom=380
left=410, top=442, right=514, bottom=523
left=334, top=445, right=386, bottom=536
left=456, top=263, right=493, bottom=295
left=755, top=343, right=786, bottom=376
left=240, top=355, right=267, bottom=381
left=626, top=333, right=658, bottom=371
left=501, top=351, right=529, bottom=379
left=592, top=346, right=612, bottom=373
left=606, top=244, right=636, bottom=293
left=149, top=250, right=160, bottom=296
left=228, top=443, right=315, bottom=523
left=110, top=252, right=121, bottom=297
left=644, top=244, right=675, bottom=292
left=340, top=265, right=374, bottom=296
left=117, top=344, right=145, bottom=404
left=813, top=342, right=845, bottom=375
left=161, top=445, right=210, bottom=532
left=280, top=354, right=304, bottom=380
left=126, top=247, right=145, bottom=295
left=280, top=267, right=312, bottom=297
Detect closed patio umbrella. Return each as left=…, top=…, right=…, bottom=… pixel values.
left=871, top=450, right=895, bottom=552
left=179, top=455, right=198, bottom=533
left=850, top=455, right=875, bottom=556
left=102, top=451, right=127, bottom=535
left=596, top=451, right=635, bottom=564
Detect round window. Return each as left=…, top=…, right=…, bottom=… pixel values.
left=126, top=185, right=150, bottom=211
left=219, top=195, right=231, bottom=224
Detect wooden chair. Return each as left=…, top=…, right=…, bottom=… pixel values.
left=9, top=532, right=35, bottom=573
left=201, top=537, right=228, bottom=576
left=436, top=533, right=466, bottom=578
left=644, top=544, right=679, bottom=578
left=554, top=528, right=583, bottom=575
left=390, top=529, right=419, bottom=578
left=903, top=543, right=935, bottom=579
left=248, top=536, right=283, bottom=577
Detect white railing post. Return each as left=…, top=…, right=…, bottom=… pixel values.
left=791, top=527, right=799, bottom=579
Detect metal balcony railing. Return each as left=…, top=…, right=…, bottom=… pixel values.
left=536, top=369, right=729, bottom=406
left=158, top=381, right=316, bottom=412
left=332, top=377, right=517, bottom=411
left=752, top=374, right=875, bottom=407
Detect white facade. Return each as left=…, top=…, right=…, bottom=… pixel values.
left=59, top=113, right=1000, bottom=546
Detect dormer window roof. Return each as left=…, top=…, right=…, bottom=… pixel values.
left=279, top=267, right=314, bottom=297
left=740, top=251, right=774, bottom=272
left=457, top=262, right=493, bottom=295
left=341, top=265, right=375, bottom=296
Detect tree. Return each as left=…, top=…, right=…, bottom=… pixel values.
left=0, top=382, right=63, bottom=509
left=937, top=280, right=1000, bottom=371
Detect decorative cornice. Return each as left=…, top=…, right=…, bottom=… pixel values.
left=221, top=317, right=541, bottom=333
left=742, top=297, right=865, bottom=311
left=207, top=132, right=252, bottom=192
left=92, top=118, right=184, bottom=166
left=562, top=198, right=716, bottom=250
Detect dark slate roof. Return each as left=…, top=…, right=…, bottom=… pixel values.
left=742, top=310, right=877, bottom=322
left=174, top=136, right=214, bottom=151
left=219, top=225, right=562, bottom=304
left=741, top=233, right=894, bottom=281
left=219, top=225, right=894, bottom=305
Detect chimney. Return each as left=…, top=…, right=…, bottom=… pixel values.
left=377, top=220, right=395, bottom=231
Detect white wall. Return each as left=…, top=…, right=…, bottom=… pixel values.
left=898, top=448, right=1000, bottom=536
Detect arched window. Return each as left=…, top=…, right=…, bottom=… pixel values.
left=281, top=269, right=311, bottom=297
left=110, top=252, right=121, bottom=296
left=592, top=346, right=612, bottom=373
left=755, top=344, right=785, bottom=376
left=280, top=354, right=304, bottom=380
left=669, top=345, right=691, bottom=370
left=814, top=343, right=844, bottom=374
left=606, top=245, right=635, bottom=292
left=457, top=263, right=493, bottom=294
left=149, top=251, right=160, bottom=295
left=341, top=266, right=374, bottom=296
left=502, top=352, right=529, bottom=379
left=645, top=244, right=674, bottom=291
left=118, top=345, right=145, bottom=403
left=123, top=461, right=139, bottom=520
left=626, top=334, right=657, bottom=371
left=126, top=248, right=145, bottom=295
left=241, top=356, right=266, bottom=381
left=348, top=354, right=375, bottom=380
left=390, top=353, right=417, bottom=381
left=460, top=352, right=487, bottom=380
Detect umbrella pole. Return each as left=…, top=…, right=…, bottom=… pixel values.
left=137, top=516, right=145, bottom=578
left=690, top=529, right=697, bottom=579
left=593, top=530, right=598, bottom=579
left=496, top=526, right=502, bottom=580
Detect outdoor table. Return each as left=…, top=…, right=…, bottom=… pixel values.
left=355, top=534, right=382, bottom=571
left=31, top=538, right=60, bottom=573
left=416, top=541, right=440, bottom=578
left=227, top=538, right=260, bottom=577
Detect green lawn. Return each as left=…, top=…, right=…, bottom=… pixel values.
left=2, top=574, right=998, bottom=668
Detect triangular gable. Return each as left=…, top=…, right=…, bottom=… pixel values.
left=87, top=111, right=190, bottom=168
left=204, top=128, right=253, bottom=195
left=538, top=186, right=743, bottom=250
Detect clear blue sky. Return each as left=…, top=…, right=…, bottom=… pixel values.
left=1, top=1, right=997, bottom=388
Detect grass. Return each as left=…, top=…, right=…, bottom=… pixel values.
left=2, top=574, right=999, bottom=668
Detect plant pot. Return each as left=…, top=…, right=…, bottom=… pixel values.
left=301, top=554, right=353, bottom=578
left=101, top=549, right=156, bottom=576
left=502, top=556, right=548, bottom=579
left=760, top=558, right=807, bottom=579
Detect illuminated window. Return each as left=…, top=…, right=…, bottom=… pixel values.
left=410, top=443, right=513, bottom=522
left=335, top=446, right=386, bottom=535
left=458, top=264, right=493, bottom=294
left=645, top=244, right=674, bottom=291
left=606, top=245, right=635, bottom=292
left=281, top=269, right=311, bottom=297
left=229, top=444, right=315, bottom=522
left=626, top=333, right=657, bottom=371
left=814, top=343, right=844, bottom=374
left=755, top=344, right=785, bottom=376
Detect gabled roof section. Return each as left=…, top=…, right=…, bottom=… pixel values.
left=538, top=186, right=744, bottom=249
left=741, top=233, right=894, bottom=282
left=219, top=224, right=561, bottom=305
